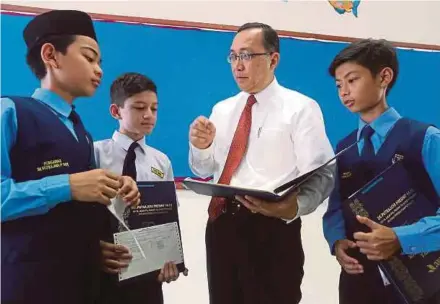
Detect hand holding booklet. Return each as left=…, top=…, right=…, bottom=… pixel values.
left=343, top=160, right=440, bottom=304
left=107, top=181, right=186, bottom=282
left=182, top=142, right=355, bottom=201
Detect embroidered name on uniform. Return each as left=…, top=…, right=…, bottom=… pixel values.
left=151, top=167, right=164, bottom=178
left=37, top=158, right=69, bottom=172
left=341, top=171, right=352, bottom=179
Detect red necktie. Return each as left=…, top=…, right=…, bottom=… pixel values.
left=208, top=95, right=257, bottom=221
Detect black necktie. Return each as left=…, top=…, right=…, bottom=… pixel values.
left=69, top=108, right=86, bottom=143
left=122, top=142, right=139, bottom=181
left=119, top=142, right=139, bottom=231
left=360, top=125, right=376, bottom=181
left=360, top=125, right=375, bottom=161
left=69, top=108, right=93, bottom=168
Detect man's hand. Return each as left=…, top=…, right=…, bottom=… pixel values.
left=189, top=116, right=216, bottom=149
left=335, top=239, right=364, bottom=274
left=118, top=176, right=141, bottom=207
left=99, top=240, right=132, bottom=274
left=235, top=190, right=299, bottom=220
left=354, top=215, right=401, bottom=261
left=70, top=169, right=121, bottom=205
left=157, top=262, right=187, bottom=284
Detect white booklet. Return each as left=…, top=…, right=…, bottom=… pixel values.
left=113, top=222, right=184, bottom=281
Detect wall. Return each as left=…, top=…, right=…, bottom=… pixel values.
left=3, top=0, right=440, bottom=49
left=1, top=2, right=439, bottom=304
left=2, top=8, right=439, bottom=179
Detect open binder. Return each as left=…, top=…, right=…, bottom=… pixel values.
left=183, top=141, right=358, bottom=202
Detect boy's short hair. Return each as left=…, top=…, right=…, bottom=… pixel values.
left=110, top=72, right=157, bottom=107
left=328, top=38, right=399, bottom=93
left=26, top=35, right=76, bottom=79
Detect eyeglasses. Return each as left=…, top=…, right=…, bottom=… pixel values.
left=227, top=52, right=271, bottom=63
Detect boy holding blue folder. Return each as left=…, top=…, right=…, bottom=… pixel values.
left=323, top=38, right=440, bottom=304
left=95, top=72, right=184, bottom=304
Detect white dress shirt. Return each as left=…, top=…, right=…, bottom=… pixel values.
left=189, top=77, right=336, bottom=221
left=94, top=131, right=174, bottom=182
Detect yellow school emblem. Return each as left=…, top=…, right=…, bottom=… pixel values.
left=151, top=167, right=164, bottom=179
left=341, top=171, right=352, bottom=179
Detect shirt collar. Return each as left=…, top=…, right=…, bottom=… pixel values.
left=241, top=77, right=280, bottom=104
left=32, top=88, right=73, bottom=118
left=357, top=107, right=402, bottom=140
left=112, top=131, right=146, bottom=153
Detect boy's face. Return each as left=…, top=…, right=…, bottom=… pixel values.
left=334, top=62, right=392, bottom=114
left=111, top=91, right=158, bottom=138
left=48, top=35, right=103, bottom=97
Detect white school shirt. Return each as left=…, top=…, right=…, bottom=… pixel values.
left=189, top=77, right=336, bottom=221
left=94, top=131, right=174, bottom=182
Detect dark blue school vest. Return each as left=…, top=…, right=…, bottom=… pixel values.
left=1, top=97, right=107, bottom=304
left=335, top=118, right=438, bottom=270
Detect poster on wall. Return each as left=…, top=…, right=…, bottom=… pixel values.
left=328, top=0, right=361, bottom=17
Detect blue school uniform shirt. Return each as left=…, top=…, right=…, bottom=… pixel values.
left=323, top=107, right=440, bottom=255
left=1, top=88, right=78, bottom=222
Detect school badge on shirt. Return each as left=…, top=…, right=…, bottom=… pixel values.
left=341, top=171, right=352, bottom=179
left=151, top=166, right=164, bottom=179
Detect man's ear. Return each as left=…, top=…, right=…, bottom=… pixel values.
left=270, top=52, right=280, bottom=70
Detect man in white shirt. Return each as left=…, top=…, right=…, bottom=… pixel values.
left=188, top=22, right=336, bottom=304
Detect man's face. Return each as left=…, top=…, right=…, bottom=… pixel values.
left=229, top=28, right=279, bottom=93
